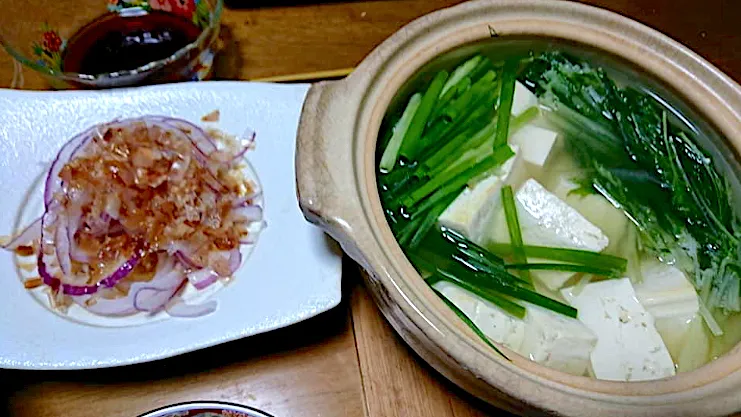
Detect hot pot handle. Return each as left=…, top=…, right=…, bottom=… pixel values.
left=295, top=80, right=368, bottom=263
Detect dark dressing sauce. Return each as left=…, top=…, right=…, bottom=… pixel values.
left=62, top=10, right=200, bottom=75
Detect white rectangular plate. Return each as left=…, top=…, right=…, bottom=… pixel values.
left=0, top=81, right=342, bottom=370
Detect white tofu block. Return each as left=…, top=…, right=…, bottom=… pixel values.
left=509, top=125, right=558, bottom=169
left=432, top=281, right=525, bottom=351
left=439, top=147, right=522, bottom=243
left=433, top=281, right=596, bottom=375
left=520, top=303, right=597, bottom=376
left=562, top=278, right=676, bottom=381
left=439, top=174, right=505, bottom=244
left=550, top=176, right=629, bottom=251
left=634, top=259, right=699, bottom=320
left=489, top=179, right=610, bottom=290
left=511, top=81, right=538, bottom=117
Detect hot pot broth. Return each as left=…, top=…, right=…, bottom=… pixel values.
left=376, top=39, right=741, bottom=381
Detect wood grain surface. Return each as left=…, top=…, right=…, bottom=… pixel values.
left=1, top=1, right=740, bottom=416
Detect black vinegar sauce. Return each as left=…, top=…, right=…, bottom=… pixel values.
left=62, top=10, right=201, bottom=75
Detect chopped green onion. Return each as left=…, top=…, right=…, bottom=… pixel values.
left=505, top=263, right=621, bottom=277
left=501, top=185, right=531, bottom=283
left=442, top=55, right=482, bottom=95
left=399, top=71, right=449, bottom=161
left=493, top=59, right=519, bottom=148
left=437, top=267, right=577, bottom=318
left=380, top=93, right=422, bottom=172
left=430, top=286, right=509, bottom=360
left=408, top=191, right=460, bottom=249
left=486, top=243, right=628, bottom=272
left=422, top=118, right=498, bottom=177
left=431, top=77, right=472, bottom=122
left=407, top=147, right=514, bottom=212
left=427, top=275, right=526, bottom=319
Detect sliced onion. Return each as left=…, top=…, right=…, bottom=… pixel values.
left=43, top=126, right=96, bottom=208
left=187, top=268, right=219, bottom=290
left=166, top=299, right=217, bottom=318
left=1, top=216, right=42, bottom=251
left=18, top=116, right=260, bottom=318
left=230, top=205, right=263, bottom=223
left=98, top=253, right=141, bottom=288
left=54, top=215, right=72, bottom=276
left=228, top=248, right=242, bottom=275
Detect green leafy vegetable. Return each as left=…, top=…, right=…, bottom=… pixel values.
left=398, top=71, right=449, bottom=161
left=486, top=243, right=628, bottom=272
left=493, top=59, right=518, bottom=148
left=501, top=185, right=531, bottom=283
left=520, top=51, right=741, bottom=317
left=379, top=93, right=422, bottom=172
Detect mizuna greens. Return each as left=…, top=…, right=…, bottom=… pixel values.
left=519, top=52, right=741, bottom=324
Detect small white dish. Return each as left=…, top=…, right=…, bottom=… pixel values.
left=0, top=81, right=342, bottom=369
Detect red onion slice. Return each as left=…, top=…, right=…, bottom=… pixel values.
left=187, top=268, right=219, bottom=290
left=43, top=127, right=95, bottom=208
left=231, top=205, right=263, bottom=223
left=1, top=216, right=42, bottom=251
left=54, top=215, right=72, bottom=276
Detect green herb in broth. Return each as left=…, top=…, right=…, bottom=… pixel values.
left=430, top=285, right=510, bottom=360
left=486, top=243, right=628, bottom=272
left=520, top=52, right=741, bottom=326
left=501, top=185, right=532, bottom=284
left=411, top=227, right=577, bottom=318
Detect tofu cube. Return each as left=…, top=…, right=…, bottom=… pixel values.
left=439, top=147, right=523, bottom=244
left=634, top=259, right=699, bottom=320
left=562, top=278, right=676, bottom=381
left=432, top=281, right=525, bottom=351
left=509, top=125, right=558, bottom=169
left=489, top=179, right=610, bottom=290
left=433, top=281, right=596, bottom=375
left=511, top=81, right=538, bottom=117
left=520, top=303, right=597, bottom=376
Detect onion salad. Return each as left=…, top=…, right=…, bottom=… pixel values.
left=1, top=116, right=263, bottom=318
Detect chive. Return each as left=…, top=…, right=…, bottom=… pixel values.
left=439, top=71, right=496, bottom=122
left=399, top=71, right=449, bottom=161
left=505, top=263, right=621, bottom=277
left=430, top=286, right=510, bottom=360
left=396, top=215, right=426, bottom=247
left=414, top=72, right=499, bottom=157
left=493, top=59, right=519, bottom=148
left=467, top=55, right=495, bottom=83
left=442, top=55, right=482, bottom=95
left=407, top=147, right=514, bottom=211
left=431, top=77, right=472, bottom=122
left=509, top=105, right=539, bottom=135
left=422, top=117, right=498, bottom=176
left=501, top=185, right=531, bottom=283
left=414, top=103, right=495, bottom=169
left=486, top=243, right=628, bottom=271
left=380, top=93, right=422, bottom=172
left=408, top=191, right=460, bottom=249
left=437, top=267, right=577, bottom=318
left=428, top=275, right=526, bottom=319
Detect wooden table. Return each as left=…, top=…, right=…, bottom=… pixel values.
left=1, top=1, right=740, bottom=416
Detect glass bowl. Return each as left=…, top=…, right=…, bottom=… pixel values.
left=0, top=0, right=222, bottom=89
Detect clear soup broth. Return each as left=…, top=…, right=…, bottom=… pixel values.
left=375, top=38, right=741, bottom=382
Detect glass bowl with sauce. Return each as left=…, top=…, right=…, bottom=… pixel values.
left=0, top=0, right=222, bottom=89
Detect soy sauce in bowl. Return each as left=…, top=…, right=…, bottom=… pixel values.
left=62, top=9, right=201, bottom=76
